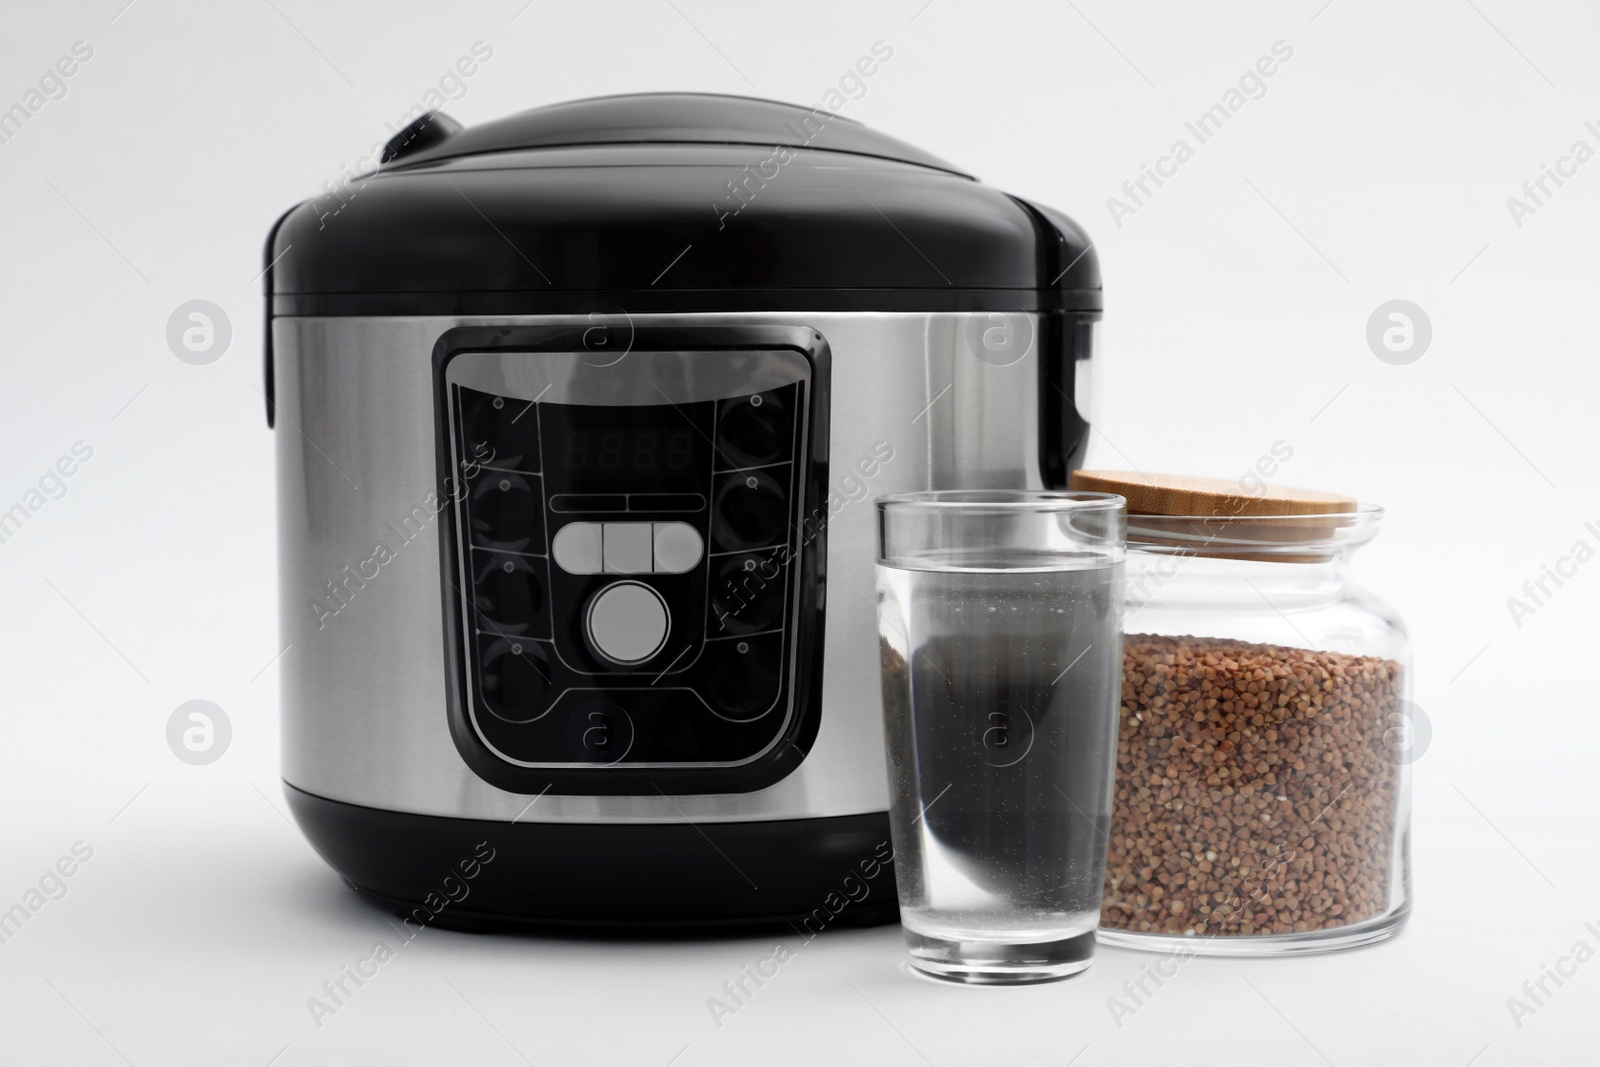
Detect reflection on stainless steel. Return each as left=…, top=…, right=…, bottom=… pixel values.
left=445, top=348, right=812, bottom=407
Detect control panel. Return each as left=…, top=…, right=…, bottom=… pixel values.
left=438, top=340, right=822, bottom=788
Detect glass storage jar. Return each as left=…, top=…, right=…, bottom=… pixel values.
left=1090, top=503, right=1412, bottom=955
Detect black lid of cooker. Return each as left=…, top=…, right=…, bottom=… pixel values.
left=265, top=93, right=1100, bottom=314
left=380, top=92, right=969, bottom=175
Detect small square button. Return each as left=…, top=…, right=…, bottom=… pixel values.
left=603, top=523, right=652, bottom=573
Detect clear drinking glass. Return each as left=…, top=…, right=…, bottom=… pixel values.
left=875, top=490, right=1126, bottom=983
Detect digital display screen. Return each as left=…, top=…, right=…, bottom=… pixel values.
left=540, top=400, right=711, bottom=494
left=560, top=428, right=695, bottom=473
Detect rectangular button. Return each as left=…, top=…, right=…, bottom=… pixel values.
left=602, top=522, right=652, bottom=573
left=551, top=493, right=627, bottom=514
left=628, top=493, right=706, bottom=513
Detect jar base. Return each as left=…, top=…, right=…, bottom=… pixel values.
left=1095, top=902, right=1410, bottom=957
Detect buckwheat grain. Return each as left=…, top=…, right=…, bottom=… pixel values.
left=1100, top=634, right=1402, bottom=937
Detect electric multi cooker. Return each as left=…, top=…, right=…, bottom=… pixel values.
left=264, top=93, right=1101, bottom=927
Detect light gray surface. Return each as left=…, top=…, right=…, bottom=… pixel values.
left=3, top=1, right=1598, bottom=1063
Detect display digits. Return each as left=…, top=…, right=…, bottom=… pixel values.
left=598, top=431, right=623, bottom=470
left=667, top=432, right=692, bottom=470
left=551, top=414, right=700, bottom=478
left=565, top=432, right=587, bottom=469
left=633, top=432, right=658, bottom=470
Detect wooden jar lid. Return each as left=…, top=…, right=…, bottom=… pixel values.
left=1068, top=471, right=1358, bottom=561
left=1067, top=471, right=1356, bottom=517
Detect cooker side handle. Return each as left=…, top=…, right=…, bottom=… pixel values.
left=261, top=203, right=301, bottom=429
left=1008, top=197, right=1102, bottom=489
left=1036, top=313, right=1095, bottom=488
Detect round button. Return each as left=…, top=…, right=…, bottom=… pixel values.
left=585, top=581, right=670, bottom=664
left=479, top=638, right=551, bottom=723
left=716, top=391, right=791, bottom=467
left=711, top=469, right=788, bottom=552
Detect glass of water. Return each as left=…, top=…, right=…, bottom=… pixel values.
left=875, top=490, right=1126, bottom=984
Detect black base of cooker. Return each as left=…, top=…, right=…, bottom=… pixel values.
left=285, top=784, right=900, bottom=931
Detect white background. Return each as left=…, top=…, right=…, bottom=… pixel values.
left=2, top=0, right=1596, bottom=1063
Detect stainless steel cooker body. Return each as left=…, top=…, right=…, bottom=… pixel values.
left=277, top=311, right=1059, bottom=826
